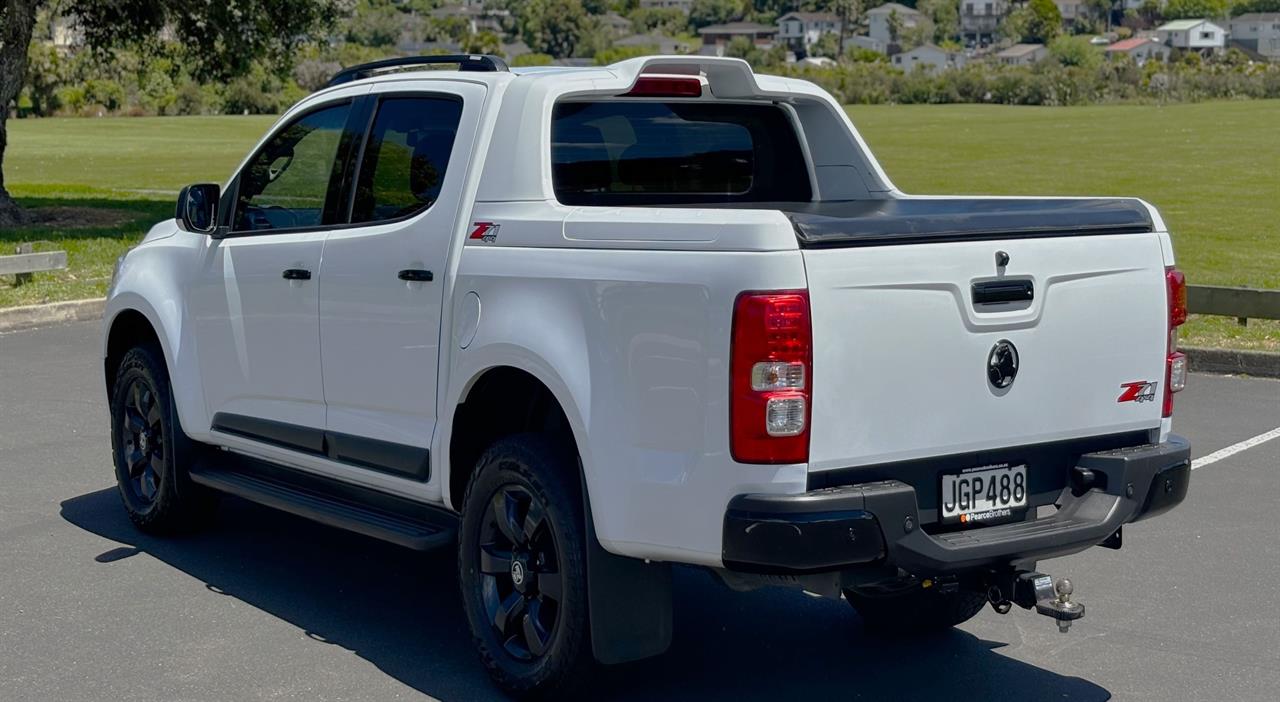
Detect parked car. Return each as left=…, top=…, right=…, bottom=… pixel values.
left=102, top=54, right=1191, bottom=697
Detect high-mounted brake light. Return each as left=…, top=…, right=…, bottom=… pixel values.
left=623, top=76, right=703, bottom=98
left=730, top=291, right=812, bottom=464
left=1164, top=267, right=1187, bottom=417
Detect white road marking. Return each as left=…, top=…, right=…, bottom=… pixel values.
left=1191, top=425, right=1280, bottom=470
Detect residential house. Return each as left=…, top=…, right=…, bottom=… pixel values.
left=866, top=3, right=922, bottom=47
left=961, top=0, right=1008, bottom=46
left=1229, top=13, right=1280, bottom=60
left=696, top=22, right=778, bottom=56
left=1104, top=36, right=1171, bottom=64
left=892, top=43, right=968, bottom=72
left=995, top=43, right=1048, bottom=65
left=600, top=13, right=634, bottom=37
left=776, top=11, right=842, bottom=54
left=847, top=35, right=888, bottom=54
left=430, top=5, right=505, bottom=35
left=615, top=33, right=693, bottom=55
left=1052, top=0, right=1092, bottom=25
left=1156, top=19, right=1226, bottom=53
left=639, top=0, right=694, bottom=12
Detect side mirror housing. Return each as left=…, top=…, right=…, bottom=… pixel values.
left=176, top=183, right=220, bottom=234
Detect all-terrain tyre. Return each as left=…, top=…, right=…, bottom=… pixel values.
left=109, top=344, right=217, bottom=534
left=845, top=584, right=987, bottom=635
left=458, top=433, right=591, bottom=699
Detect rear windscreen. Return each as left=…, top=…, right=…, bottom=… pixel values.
left=551, top=101, right=812, bottom=206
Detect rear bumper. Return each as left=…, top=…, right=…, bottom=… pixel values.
left=722, top=435, right=1190, bottom=574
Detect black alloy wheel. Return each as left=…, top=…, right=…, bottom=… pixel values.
left=118, top=376, right=166, bottom=508
left=478, top=484, right=564, bottom=660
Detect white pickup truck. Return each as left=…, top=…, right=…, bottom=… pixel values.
left=102, top=55, right=1192, bottom=697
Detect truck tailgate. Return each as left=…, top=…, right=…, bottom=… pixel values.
left=797, top=200, right=1169, bottom=473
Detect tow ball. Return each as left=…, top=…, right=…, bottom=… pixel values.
left=987, top=571, right=1086, bottom=633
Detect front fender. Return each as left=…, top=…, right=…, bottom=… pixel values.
left=102, top=227, right=209, bottom=438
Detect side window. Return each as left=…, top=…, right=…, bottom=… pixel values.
left=233, top=102, right=351, bottom=232
left=351, top=96, right=463, bottom=224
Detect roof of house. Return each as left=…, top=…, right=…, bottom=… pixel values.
left=696, top=22, right=778, bottom=35
left=1105, top=36, right=1160, bottom=52
left=901, top=43, right=957, bottom=56
left=866, top=3, right=922, bottom=17
left=601, top=12, right=632, bottom=27
left=778, top=11, right=841, bottom=23
left=1157, top=19, right=1220, bottom=31
left=996, top=43, right=1045, bottom=58
left=1231, top=13, right=1280, bottom=22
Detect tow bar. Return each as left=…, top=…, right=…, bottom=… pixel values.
left=987, top=571, right=1086, bottom=633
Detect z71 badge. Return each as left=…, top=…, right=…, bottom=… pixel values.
left=1118, top=380, right=1159, bottom=404
left=468, top=221, right=500, bottom=243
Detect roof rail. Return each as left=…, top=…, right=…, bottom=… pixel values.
left=327, top=54, right=510, bottom=87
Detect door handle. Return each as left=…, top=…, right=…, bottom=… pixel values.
left=398, top=269, right=434, bottom=282
left=282, top=268, right=312, bottom=281
left=973, top=279, right=1033, bottom=304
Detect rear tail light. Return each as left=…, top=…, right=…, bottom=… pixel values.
left=1164, top=267, right=1187, bottom=417
left=730, top=291, right=811, bottom=463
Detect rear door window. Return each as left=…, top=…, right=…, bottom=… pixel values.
left=551, top=101, right=812, bottom=206
left=351, top=96, right=463, bottom=224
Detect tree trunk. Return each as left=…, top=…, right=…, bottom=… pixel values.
left=0, top=0, right=40, bottom=227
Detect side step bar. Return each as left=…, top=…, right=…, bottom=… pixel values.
left=190, top=454, right=457, bottom=551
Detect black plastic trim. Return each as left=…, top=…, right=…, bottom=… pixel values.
left=783, top=197, right=1155, bottom=248
left=725, top=436, right=1190, bottom=575
left=210, top=412, right=430, bottom=481
left=189, top=453, right=455, bottom=551
left=328, top=55, right=509, bottom=87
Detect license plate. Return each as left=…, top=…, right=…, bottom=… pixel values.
left=940, top=463, right=1027, bottom=525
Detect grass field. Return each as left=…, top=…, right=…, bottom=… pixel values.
left=3, top=102, right=1277, bottom=348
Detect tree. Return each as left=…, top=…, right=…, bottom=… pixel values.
left=521, top=0, right=593, bottom=58
left=689, top=0, right=742, bottom=30
left=1163, top=0, right=1229, bottom=20
left=917, top=0, right=959, bottom=45
left=0, top=0, right=346, bottom=226
left=826, top=0, right=863, bottom=56
left=1049, top=35, right=1102, bottom=68
left=1002, top=0, right=1062, bottom=44
left=461, top=31, right=503, bottom=56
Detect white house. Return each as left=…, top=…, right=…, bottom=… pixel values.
left=1052, top=0, right=1090, bottom=24
left=776, top=11, right=841, bottom=53
left=1228, top=13, right=1280, bottom=60
left=995, top=43, right=1048, bottom=65
left=847, top=34, right=888, bottom=54
left=866, top=3, right=922, bottom=47
left=1104, top=36, right=1171, bottom=64
left=961, top=0, right=1008, bottom=46
left=1157, top=19, right=1227, bottom=53
left=892, top=43, right=968, bottom=72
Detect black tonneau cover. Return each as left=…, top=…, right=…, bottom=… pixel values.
left=780, top=197, right=1154, bottom=248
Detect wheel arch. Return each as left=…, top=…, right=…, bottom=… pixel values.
left=102, top=293, right=208, bottom=437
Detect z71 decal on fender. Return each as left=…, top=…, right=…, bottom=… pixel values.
left=1118, top=381, right=1159, bottom=404
left=469, top=221, right=500, bottom=243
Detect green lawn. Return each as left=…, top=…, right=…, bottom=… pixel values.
left=2, top=105, right=1277, bottom=349
left=846, top=101, right=1280, bottom=350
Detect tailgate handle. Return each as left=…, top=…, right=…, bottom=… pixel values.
left=973, top=279, right=1034, bottom=305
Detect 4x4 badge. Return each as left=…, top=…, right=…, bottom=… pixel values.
left=1118, top=381, right=1159, bottom=403
left=469, top=221, right=500, bottom=243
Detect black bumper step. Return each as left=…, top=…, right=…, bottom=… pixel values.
left=724, top=435, right=1191, bottom=575
left=190, top=457, right=456, bottom=551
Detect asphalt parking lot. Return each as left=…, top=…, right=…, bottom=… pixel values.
left=2, top=320, right=1277, bottom=701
